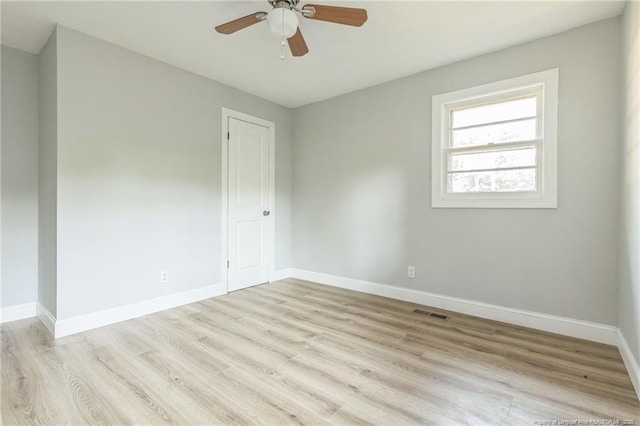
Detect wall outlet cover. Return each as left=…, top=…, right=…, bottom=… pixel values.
left=408, top=266, right=416, bottom=278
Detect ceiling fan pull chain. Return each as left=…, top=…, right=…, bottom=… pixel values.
left=279, top=10, right=286, bottom=60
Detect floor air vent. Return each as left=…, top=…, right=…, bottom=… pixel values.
left=429, top=312, right=449, bottom=320
left=413, top=309, right=449, bottom=320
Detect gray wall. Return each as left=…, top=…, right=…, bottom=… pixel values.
left=37, top=32, right=57, bottom=316
left=0, top=17, right=627, bottom=332
left=292, top=18, right=621, bottom=325
left=54, top=26, right=292, bottom=320
left=1, top=46, right=39, bottom=308
left=620, top=1, right=640, bottom=363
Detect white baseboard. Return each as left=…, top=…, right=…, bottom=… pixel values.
left=271, top=268, right=293, bottom=282
left=53, top=283, right=226, bottom=338
left=290, top=269, right=618, bottom=345
left=0, top=302, right=37, bottom=324
left=36, top=302, right=56, bottom=336
left=618, top=329, right=640, bottom=401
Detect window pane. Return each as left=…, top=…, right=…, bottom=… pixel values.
left=449, top=147, right=536, bottom=172
left=447, top=168, right=536, bottom=193
left=451, top=96, right=537, bottom=129
left=451, top=118, right=536, bottom=148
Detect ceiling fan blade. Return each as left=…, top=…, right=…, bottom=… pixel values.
left=301, top=4, right=367, bottom=27
left=215, top=12, right=267, bottom=35
left=287, top=28, right=309, bottom=57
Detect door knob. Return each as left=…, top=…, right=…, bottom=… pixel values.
left=263, top=210, right=270, bottom=216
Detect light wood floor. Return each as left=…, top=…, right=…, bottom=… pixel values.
left=2, top=279, right=639, bottom=425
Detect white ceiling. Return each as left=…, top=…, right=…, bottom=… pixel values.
left=1, top=1, right=626, bottom=108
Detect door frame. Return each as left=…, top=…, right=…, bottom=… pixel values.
left=221, top=107, right=276, bottom=293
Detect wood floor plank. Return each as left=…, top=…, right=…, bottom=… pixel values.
left=37, top=343, right=133, bottom=425
left=136, top=349, right=256, bottom=424
left=214, top=367, right=332, bottom=426
left=2, top=278, right=639, bottom=424
left=2, top=327, right=57, bottom=425
left=90, top=345, right=190, bottom=424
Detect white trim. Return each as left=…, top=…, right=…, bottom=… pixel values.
left=221, top=110, right=230, bottom=293
left=53, top=283, right=225, bottom=338
left=270, top=268, right=293, bottom=282
left=431, top=68, right=558, bottom=209
left=36, top=302, right=56, bottom=336
left=618, top=329, right=640, bottom=401
left=290, top=269, right=617, bottom=345
left=0, top=302, right=37, bottom=324
left=221, top=108, right=276, bottom=292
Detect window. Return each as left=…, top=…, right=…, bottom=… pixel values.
left=431, top=69, right=558, bottom=208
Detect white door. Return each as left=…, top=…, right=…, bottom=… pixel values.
left=227, top=117, right=271, bottom=292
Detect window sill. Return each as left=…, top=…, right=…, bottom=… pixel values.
left=431, top=197, right=558, bottom=209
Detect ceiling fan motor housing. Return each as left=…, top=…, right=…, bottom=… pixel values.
left=269, top=0, right=299, bottom=9
left=267, top=3, right=299, bottom=38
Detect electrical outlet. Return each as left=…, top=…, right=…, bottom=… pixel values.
left=408, top=266, right=415, bottom=278
left=160, top=271, right=169, bottom=283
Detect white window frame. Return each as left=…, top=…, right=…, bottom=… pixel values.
left=431, top=69, right=558, bottom=208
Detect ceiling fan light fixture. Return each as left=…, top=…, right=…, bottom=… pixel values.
left=267, top=8, right=298, bottom=39
left=215, top=1, right=368, bottom=58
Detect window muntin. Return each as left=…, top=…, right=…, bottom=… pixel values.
left=448, top=146, right=537, bottom=172
left=451, top=117, right=537, bottom=147
left=448, top=168, right=537, bottom=194
left=451, top=95, right=537, bottom=129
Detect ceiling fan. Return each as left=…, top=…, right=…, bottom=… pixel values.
left=215, top=0, right=368, bottom=58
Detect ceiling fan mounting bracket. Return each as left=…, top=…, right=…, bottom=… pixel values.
left=266, top=0, right=314, bottom=17
left=268, top=0, right=298, bottom=9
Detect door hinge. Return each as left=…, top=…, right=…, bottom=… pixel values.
left=227, top=260, right=229, bottom=268
left=227, top=132, right=230, bottom=140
